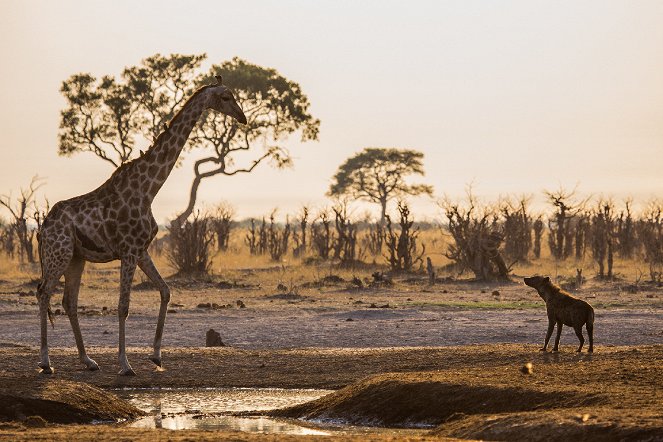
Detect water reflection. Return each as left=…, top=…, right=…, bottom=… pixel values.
left=131, top=415, right=330, bottom=435
left=118, top=388, right=332, bottom=435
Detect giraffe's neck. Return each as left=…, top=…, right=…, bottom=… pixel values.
left=132, top=88, right=210, bottom=202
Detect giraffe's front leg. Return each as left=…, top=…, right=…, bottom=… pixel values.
left=138, top=252, right=170, bottom=368
left=118, top=256, right=138, bottom=376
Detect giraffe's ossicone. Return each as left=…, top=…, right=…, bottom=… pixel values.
left=36, top=77, right=247, bottom=375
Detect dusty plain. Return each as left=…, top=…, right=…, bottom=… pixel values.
left=0, top=252, right=661, bottom=441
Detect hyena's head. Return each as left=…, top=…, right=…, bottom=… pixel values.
left=524, top=276, right=552, bottom=300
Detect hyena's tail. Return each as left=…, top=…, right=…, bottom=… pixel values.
left=586, top=305, right=594, bottom=343
left=587, top=305, right=595, bottom=327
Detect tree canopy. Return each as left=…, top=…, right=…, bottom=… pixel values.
left=328, top=148, right=433, bottom=223
left=59, top=53, right=204, bottom=167
left=58, top=53, right=320, bottom=224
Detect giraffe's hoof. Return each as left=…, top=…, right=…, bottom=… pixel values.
left=118, top=368, right=136, bottom=376
left=87, top=362, right=100, bottom=371
left=149, top=356, right=162, bottom=367
left=39, top=365, right=54, bottom=374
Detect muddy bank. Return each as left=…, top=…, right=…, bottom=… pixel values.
left=273, top=373, right=603, bottom=427
left=432, top=409, right=663, bottom=441
left=268, top=346, right=663, bottom=440
left=0, top=378, right=142, bottom=424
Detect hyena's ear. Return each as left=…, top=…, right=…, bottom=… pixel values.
left=544, top=276, right=551, bottom=283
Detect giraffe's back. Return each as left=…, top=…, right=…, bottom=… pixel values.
left=41, top=186, right=158, bottom=263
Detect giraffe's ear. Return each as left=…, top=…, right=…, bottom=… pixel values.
left=215, top=75, right=223, bottom=85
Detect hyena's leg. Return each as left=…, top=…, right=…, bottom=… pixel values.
left=552, top=321, right=563, bottom=352
left=138, top=252, right=170, bottom=368
left=573, top=325, right=585, bottom=352
left=587, top=322, right=594, bottom=353
left=541, top=319, right=555, bottom=351
left=63, top=256, right=99, bottom=370
left=118, top=256, right=138, bottom=376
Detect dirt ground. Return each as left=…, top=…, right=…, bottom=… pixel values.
left=0, top=263, right=661, bottom=440
left=0, top=345, right=661, bottom=440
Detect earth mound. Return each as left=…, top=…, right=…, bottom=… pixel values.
left=272, top=371, right=603, bottom=428
left=433, top=408, right=663, bottom=441
left=0, top=379, right=143, bottom=424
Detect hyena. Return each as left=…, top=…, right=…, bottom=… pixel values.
left=524, top=276, right=594, bottom=353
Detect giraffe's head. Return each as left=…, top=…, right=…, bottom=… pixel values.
left=205, top=76, right=248, bottom=124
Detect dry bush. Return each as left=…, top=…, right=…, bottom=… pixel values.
left=383, top=202, right=424, bottom=272
left=166, top=211, right=214, bottom=275
left=544, top=187, right=589, bottom=261
left=615, top=199, right=637, bottom=259
left=292, top=207, right=309, bottom=258
left=210, top=203, right=235, bottom=251
left=245, top=217, right=268, bottom=255
left=0, top=176, right=47, bottom=264
left=636, top=201, right=663, bottom=282
left=310, top=209, right=333, bottom=260
left=590, top=199, right=616, bottom=279
left=332, top=202, right=361, bottom=265
left=500, top=196, right=532, bottom=262
left=267, top=211, right=290, bottom=261
left=442, top=192, right=510, bottom=281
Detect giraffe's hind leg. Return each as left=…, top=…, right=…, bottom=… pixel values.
left=117, top=256, right=138, bottom=376
left=63, top=256, right=99, bottom=370
left=37, top=276, right=58, bottom=374
left=37, top=239, right=74, bottom=374
left=138, top=252, right=170, bottom=368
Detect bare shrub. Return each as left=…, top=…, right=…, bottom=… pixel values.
left=544, top=187, right=588, bottom=261
left=532, top=216, right=544, bottom=259
left=363, top=222, right=383, bottom=257
left=590, top=199, right=616, bottom=279
left=501, top=196, right=532, bottom=262
left=310, top=209, right=333, bottom=260
left=637, top=201, right=663, bottom=282
left=442, top=192, right=510, bottom=281
left=573, top=213, right=590, bottom=260
left=245, top=217, right=268, bottom=255
left=267, top=211, right=290, bottom=261
left=292, top=207, right=309, bottom=258
left=383, top=202, right=425, bottom=272
left=167, top=212, right=214, bottom=275
left=210, top=203, right=235, bottom=251
left=0, top=176, right=46, bottom=264
left=332, top=202, right=361, bottom=265
left=0, top=220, right=14, bottom=258
left=615, top=199, right=637, bottom=259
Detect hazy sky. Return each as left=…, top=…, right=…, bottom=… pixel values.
left=1, top=0, right=662, bottom=223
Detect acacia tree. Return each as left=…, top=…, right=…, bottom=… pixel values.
left=59, top=54, right=319, bottom=227
left=328, top=148, right=433, bottom=225
left=59, top=53, right=204, bottom=167
left=172, top=57, right=320, bottom=227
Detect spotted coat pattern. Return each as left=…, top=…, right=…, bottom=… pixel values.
left=36, top=80, right=247, bottom=375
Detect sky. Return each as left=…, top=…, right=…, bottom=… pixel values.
left=1, top=0, right=662, bottom=223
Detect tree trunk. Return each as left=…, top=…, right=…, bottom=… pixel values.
left=172, top=174, right=203, bottom=228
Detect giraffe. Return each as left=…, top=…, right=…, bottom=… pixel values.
left=36, top=76, right=246, bottom=375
